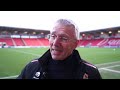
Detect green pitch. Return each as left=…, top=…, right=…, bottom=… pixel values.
left=0, top=47, right=120, bottom=79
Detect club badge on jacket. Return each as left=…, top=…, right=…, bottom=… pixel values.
left=83, top=73, right=88, bottom=79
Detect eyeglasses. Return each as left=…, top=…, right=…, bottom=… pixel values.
left=50, top=34, right=76, bottom=43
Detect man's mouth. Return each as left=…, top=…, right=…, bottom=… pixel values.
left=52, top=49, right=62, bottom=54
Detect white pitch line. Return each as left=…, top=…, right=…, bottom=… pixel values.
left=0, top=49, right=41, bottom=79
left=99, top=64, right=120, bottom=69
left=98, top=64, right=120, bottom=74
left=96, top=61, right=120, bottom=66
left=8, top=49, right=40, bottom=56
left=99, top=68, right=120, bottom=74
left=0, top=75, right=18, bottom=79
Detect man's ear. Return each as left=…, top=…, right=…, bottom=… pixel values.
left=75, top=40, right=79, bottom=48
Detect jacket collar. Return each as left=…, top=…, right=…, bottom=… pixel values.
left=38, top=49, right=82, bottom=66
left=37, top=49, right=82, bottom=79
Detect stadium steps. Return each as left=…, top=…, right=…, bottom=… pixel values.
left=21, top=38, right=27, bottom=46
left=97, top=38, right=109, bottom=47
left=37, top=38, right=44, bottom=46
left=11, top=38, right=16, bottom=46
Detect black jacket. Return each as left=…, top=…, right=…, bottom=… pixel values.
left=17, top=49, right=102, bottom=79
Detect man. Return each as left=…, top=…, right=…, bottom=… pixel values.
left=17, top=19, right=102, bottom=79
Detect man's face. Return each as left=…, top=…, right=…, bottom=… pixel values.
left=49, top=24, right=78, bottom=60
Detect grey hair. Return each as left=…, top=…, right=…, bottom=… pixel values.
left=53, top=19, right=79, bottom=40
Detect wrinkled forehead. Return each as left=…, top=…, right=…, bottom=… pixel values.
left=51, top=24, right=76, bottom=37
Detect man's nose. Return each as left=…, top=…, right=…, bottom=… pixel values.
left=52, top=37, right=61, bottom=46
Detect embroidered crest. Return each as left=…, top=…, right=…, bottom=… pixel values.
left=33, top=72, right=41, bottom=79
left=83, top=73, right=88, bottom=79
left=35, top=72, right=41, bottom=77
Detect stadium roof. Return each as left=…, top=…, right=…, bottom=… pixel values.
left=0, top=26, right=50, bottom=35
left=0, top=11, right=120, bottom=32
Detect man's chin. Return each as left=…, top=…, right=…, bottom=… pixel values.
left=52, top=56, right=64, bottom=60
